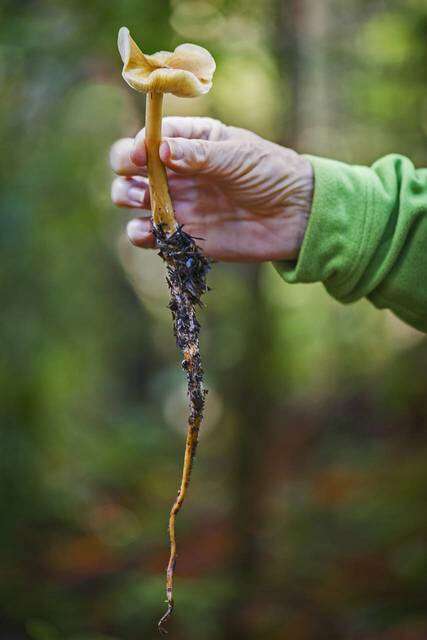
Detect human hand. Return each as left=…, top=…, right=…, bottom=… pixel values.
left=110, top=117, right=313, bottom=261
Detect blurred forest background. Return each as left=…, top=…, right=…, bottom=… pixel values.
left=1, top=1, right=427, bottom=639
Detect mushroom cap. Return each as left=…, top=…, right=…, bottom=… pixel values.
left=118, top=27, right=215, bottom=98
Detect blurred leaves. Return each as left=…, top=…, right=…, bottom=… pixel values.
left=0, top=1, right=426, bottom=640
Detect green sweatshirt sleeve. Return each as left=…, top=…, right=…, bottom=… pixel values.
left=275, top=154, right=427, bottom=332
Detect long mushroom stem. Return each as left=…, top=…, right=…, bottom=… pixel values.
left=145, top=91, right=177, bottom=235
left=145, top=91, right=209, bottom=635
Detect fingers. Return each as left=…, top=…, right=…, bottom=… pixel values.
left=127, top=218, right=155, bottom=248
left=160, top=117, right=229, bottom=141
left=131, top=116, right=229, bottom=165
left=127, top=218, right=233, bottom=256
left=111, top=174, right=208, bottom=210
left=111, top=176, right=150, bottom=208
left=110, top=138, right=147, bottom=176
left=111, top=119, right=258, bottom=179
left=127, top=216, right=207, bottom=254
left=159, top=137, right=245, bottom=179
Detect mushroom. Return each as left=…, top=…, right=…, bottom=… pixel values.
left=117, top=27, right=216, bottom=634
left=118, top=26, right=215, bottom=234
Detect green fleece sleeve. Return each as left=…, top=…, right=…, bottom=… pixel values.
left=275, top=154, right=427, bottom=332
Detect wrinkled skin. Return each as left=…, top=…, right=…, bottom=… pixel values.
left=110, top=117, right=314, bottom=262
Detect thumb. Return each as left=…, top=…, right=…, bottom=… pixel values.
left=159, top=137, right=238, bottom=177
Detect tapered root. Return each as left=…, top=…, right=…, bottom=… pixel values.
left=154, top=226, right=209, bottom=634
left=157, top=415, right=202, bottom=634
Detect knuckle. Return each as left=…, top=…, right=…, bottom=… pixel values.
left=110, top=137, right=133, bottom=173
left=207, top=118, right=227, bottom=140
left=129, top=127, right=145, bottom=153
left=162, top=117, right=182, bottom=137
left=111, top=177, right=126, bottom=204
left=109, top=140, right=123, bottom=171
left=133, top=128, right=145, bottom=145
left=236, top=139, right=255, bottom=156
left=191, top=140, right=209, bottom=168
left=196, top=117, right=227, bottom=141
left=236, top=139, right=258, bottom=165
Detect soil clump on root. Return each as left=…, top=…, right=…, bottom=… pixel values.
left=153, top=224, right=211, bottom=633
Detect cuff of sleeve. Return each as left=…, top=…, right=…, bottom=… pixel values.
left=275, top=155, right=376, bottom=303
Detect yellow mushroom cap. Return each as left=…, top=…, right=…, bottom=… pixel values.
left=117, top=27, right=215, bottom=98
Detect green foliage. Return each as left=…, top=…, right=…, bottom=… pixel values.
left=1, top=1, right=426, bottom=639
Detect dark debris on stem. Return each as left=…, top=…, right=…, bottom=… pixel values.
left=153, top=223, right=211, bottom=422
left=153, top=224, right=211, bottom=634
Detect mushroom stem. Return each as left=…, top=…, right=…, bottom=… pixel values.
left=145, top=91, right=177, bottom=235
left=146, top=92, right=209, bottom=634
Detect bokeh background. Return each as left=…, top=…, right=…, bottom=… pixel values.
left=1, top=1, right=427, bottom=639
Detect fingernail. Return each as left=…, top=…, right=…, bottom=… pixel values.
left=128, top=187, right=146, bottom=205
left=131, top=144, right=146, bottom=166
left=165, top=139, right=183, bottom=162
left=127, top=219, right=149, bottom=243
left=159, top=140, right=171, bottom=163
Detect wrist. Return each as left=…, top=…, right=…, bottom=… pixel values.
left=285, top=155, right=314, bottom=259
